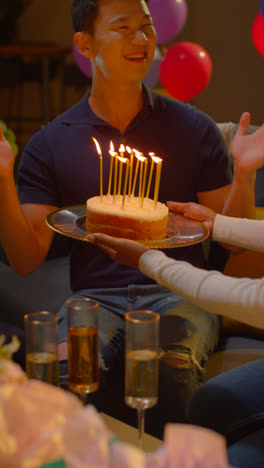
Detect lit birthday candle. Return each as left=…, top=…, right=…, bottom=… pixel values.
left=146, top=153, right=155, bottom=199
left=108, top=141, right=115, bottom=196
left=138, top=153, right=145, bottom=199
left=131, top=150, right=144, bottom=197
left=117, top=156, right=129, bottom=208
left=118, top=144, right=126, bottom=197
left=141, top=156, right=148, bottom=206
left=113, top=151, right=118, bottom=203
left=153, top=156, right=163, bottom=206
left=126, top=146, right=134, bottom=198
left=92, top=137, right=103, bottom=200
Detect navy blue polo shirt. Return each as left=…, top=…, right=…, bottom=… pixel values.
left=18, top=86, right=231, bottom=291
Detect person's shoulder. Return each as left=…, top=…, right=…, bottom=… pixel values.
left=151, top=89, right=189, bottom=114
left=151, top=89, right=211, bottom=123
left=150, top=90, right=217, bottom=135
left=22, top=92, right=92, bottom=162
left=26, top=92, right=90, bottom=147
left=48, top=91, right=91, bottom=129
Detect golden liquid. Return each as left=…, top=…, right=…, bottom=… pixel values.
left=125, top=349, right=158, bottom=409
left=26, top=352, right=59, bottom=386
left=68, top=326, right=99, bottom=394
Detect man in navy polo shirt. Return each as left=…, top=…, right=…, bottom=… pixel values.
left=0, top=0, right=256, bottom=438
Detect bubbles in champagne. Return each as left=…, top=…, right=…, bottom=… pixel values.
left=125, top=349, right=158, bottom=409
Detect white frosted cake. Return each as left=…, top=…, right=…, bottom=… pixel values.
left=86, top=195, right=168, bottom=241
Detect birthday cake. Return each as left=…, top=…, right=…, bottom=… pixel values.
left=86, top=195, right=168, bottom=241
left=87, top=139, right=168, bottom=241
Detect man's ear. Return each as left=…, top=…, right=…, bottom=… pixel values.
left=73, top=32, right=94, bottom=59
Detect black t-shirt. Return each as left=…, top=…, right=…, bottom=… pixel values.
left=18, top=86, right=232, bottom=291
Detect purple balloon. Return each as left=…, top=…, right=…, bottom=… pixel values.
left=72, top=42, right=92, bottom=78
left=149, top=0, right=188, bottom=45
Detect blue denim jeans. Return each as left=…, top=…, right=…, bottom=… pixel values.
left=58, top=284, right=220, bottom=439
left=189, top=359, right=264, bottom=468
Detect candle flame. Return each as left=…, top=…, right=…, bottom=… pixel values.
left=117, top=156, right=129, bottom=164
left=108, top=141, right=116, bottom=158
left=134, top=150, right=146, bottom=162
left=92, top=137, right=102, bottom=156
left=151, top=154, right=163, bottom=164
left=119, top=144, right=125, bottom=153
left=126, top=146, right=132, bottom=154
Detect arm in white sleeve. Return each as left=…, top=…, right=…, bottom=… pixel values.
left=139, top=250, right=264, bottom=329
left=213, top=214, right=264, bottom=252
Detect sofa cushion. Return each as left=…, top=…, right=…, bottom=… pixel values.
left=0, top=256, right=71, bottom=328
left=205, top=336, right=264, bottom=380
left=220, top=316, right=264, bottom=337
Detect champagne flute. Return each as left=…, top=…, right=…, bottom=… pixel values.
left=125, top=310, right=160, bottom=450
left=24, top=311, right=59, bottom=386
left=67, top=298, right=99, bottom=403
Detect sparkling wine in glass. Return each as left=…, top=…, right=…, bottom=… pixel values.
left=67, top=298, right=99, bottom=402
left=24, top=311, right=59, bottom=386
left=125, top=310, right=160, bottom=449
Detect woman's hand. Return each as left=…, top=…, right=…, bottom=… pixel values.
left=0, top=126, right=15, bottom=182
left=167, top=201, right=216, bottom=235
left=87, top=233, right=149, bottom=269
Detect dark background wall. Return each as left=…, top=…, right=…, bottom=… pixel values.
left=177, top=0, right=264, bottom=125
left=15, top=0, right=264, bottom=125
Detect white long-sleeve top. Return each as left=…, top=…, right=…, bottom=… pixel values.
left=139, top=214, right=264, bottom=329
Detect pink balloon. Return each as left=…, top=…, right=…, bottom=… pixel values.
left=149, top=0, right=188, bottom=45
left=160, top=42, right=213, bottom=101
left=72, top=42, right=92, bottom=77
left=252, top=13, right=264, bottom=57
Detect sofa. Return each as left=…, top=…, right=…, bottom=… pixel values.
left=0, top=123, right=264, bottom=387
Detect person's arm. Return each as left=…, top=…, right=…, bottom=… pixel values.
left=88, top=232, right=264, bottom=329
left=197, top=112, right=259, bottom=220
left=221, top=111, right=264, bottom=219
left=139, top=249, right=264, bottom=330
left=0, top=128, right=56, bottom=275
left=166, top=201, right=264, bottom=252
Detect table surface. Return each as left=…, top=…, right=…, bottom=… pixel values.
left=100, top=413, right=163, bottom=452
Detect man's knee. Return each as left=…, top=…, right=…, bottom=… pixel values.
left=159, top=344, right=205, bottom=408
left=161, top=347, right=193, bottom=369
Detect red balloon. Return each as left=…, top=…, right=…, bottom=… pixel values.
left=252, top=13, right=264, bottom=57
left=160, top=42, right=213, bottom=101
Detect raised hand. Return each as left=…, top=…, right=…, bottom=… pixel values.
left=231, top=111, right=264, bottom=173
left=0, top=126, right=15, bottom=182
left=87, top=233, right=149, bottom=268
left=167, top=201, right=216, bottom=235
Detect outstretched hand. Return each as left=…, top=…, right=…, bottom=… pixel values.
left=0, top=126, right=15, bottom=182
left=167, top=201, right=216, bottom=235
left=231, top=111, right=264, bottom=172
left=87, top=233, right=149, bottom=269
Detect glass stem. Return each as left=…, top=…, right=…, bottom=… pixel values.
left=137, top=407, right=145, bottom=450
left=79, top=391, right=88, bottom=406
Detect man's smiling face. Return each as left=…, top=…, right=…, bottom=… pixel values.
left=88, top=0, right=157, bottom=83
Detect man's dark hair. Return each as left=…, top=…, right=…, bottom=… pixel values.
left=72, top=0, right=149, bottom=35
left=71, top=0, right=98, bottom=34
